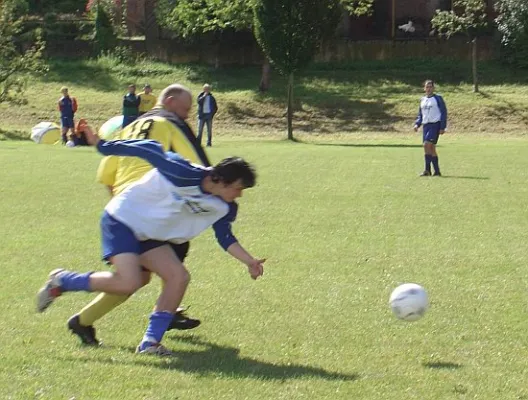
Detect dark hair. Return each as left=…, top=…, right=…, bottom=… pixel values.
left=211, top=157, right=256, bottom=188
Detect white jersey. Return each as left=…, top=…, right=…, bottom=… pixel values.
left=416, top=94, right=448, bottom=129
left=106, top=169, right=229, bottom=243
left=97, top=139, right=239, bottom=249
left=419, top=96, right=442, bottom=124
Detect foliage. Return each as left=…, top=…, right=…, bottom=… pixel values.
left=27, top=0, right=86, bottom=14
left=253, top=0, right=340, bottom=138
left=91, top=0, right=117, bottom=55
left=431, top=0, right=488, bottom=39
left=0, top=0, right=47, bottom=104
left=495, top=0, right=528, bottom=68
left=431, top=0, right=488, bottom=92
left=156, top=0, right=254, bottom=38
left=254, top=0, right=340, bottom=76
left=340, top=0, right=373, bottom=17
left=156, top=0, right=372, bottom=39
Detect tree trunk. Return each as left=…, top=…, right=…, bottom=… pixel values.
left=258, top=58, right=271, bottom=92
left=144, top=0, right=160, bottom=49
left=287, top=73, right=294, bottom=140
left=472, top=37, right=479, bottom=93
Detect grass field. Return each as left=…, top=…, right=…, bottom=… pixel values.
left=1, top=135, right=527, bottom=399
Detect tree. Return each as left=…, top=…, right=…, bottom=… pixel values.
left=156, top=0, right=372, bottom=92
left=495, top=0, right=528, bottom=68
left=86, top=0, right=119, bottom=55
left=254, top=0, right=340, bottom=140
left=0, top=0, right=46, bottom=104
left=431, top=0, right=488, bottom=93
left=156, top=0, right=254, bottom=68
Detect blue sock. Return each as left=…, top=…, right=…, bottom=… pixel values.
left=59, top=271, right=92, bottom=292
left=432, top=156, right=440, bottom=173
left=139, top=311, right=173, bottom=350
left=424, top=155, right=432, bottom=172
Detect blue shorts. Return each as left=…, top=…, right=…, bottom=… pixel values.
left=61, top=116, right=74, bottom=129
left=101, top=211, right=141, bottom=261
left=423, top=122, right=441, bottom=145
left=101, top=212, right=190, bottom=262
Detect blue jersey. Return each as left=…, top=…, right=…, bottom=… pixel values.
left=58, top=96, right=76, bottom=118
left=97, top=139, right=238, bottom=250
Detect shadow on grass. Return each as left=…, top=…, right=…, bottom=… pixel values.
left=439, top=175, right=490, bottom=180
left=62, top=335, right=359, bottom=382
left=0, top=129, right=31, bottom=141
left=225, top=97, right=402, bottom=133
left=43, top=59, right=121, bottom=92
left=306, top=142, right=423, bottom=148
left=423, top=361, right=462, bottom=370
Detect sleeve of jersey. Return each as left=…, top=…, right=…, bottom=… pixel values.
left=212, top=202, right=238, bottom=250
left=436, top=95, right=448, bottom=130
left=96, top=156, right=118, bottom=186
left=415, top=105, right=423, bottom=127
left=96, top=139, right=205, bottom=187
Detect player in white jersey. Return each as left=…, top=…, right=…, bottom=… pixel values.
left=37, top=128, right=265, bottom=356
left=413, top=80, right=447, bottom=176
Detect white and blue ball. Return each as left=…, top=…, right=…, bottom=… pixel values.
left=389, top=283, right=428, bottom=321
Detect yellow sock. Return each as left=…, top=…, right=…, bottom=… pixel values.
left=78, top=293, right=129, bottom=326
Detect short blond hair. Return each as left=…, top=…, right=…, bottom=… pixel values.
left=157, top=84, right=192, bottom=105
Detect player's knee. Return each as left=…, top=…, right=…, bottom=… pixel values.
left=165, top=266, right=190, bottom=288
left=119, top=275, right=143, bottom=294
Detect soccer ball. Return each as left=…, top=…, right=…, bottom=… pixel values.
left=66, top=140, right=75, bottom=147
left=389, top=283, right=428, bottom=321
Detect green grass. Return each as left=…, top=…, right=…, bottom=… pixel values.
left=2, top=57, right=528, bottom=137
left=1, top=136, right=528, bottom=399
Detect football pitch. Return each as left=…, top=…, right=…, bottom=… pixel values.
left=1, top=136, right=527, bottom=399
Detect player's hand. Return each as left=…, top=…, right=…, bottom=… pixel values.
left=439, top=129, right=445, bottom=135
left=413, top=125, right=419, bottom=132
left=246, top=258, right=266, bottom=280
left=82, top=125, right=101, bottom=146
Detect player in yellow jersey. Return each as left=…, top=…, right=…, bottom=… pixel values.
left=138, top=84, right=157, bottom=116
left=67, top=84, right=209, bottom=345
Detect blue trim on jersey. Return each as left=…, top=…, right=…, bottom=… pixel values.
left=415, top=106, right=423, bottom=127
left=212, top=202, right=238, bottom=250
left=433, top=94, right=448, bottom=130
left=96, top=139, right=207, bottom=187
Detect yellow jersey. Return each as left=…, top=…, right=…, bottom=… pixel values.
left=138, top=92, right=157, bottom=113
left=97, top=107, right=210, bottom=196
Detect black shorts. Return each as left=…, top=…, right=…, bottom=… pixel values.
left=140, top=240, right=190, bottom=262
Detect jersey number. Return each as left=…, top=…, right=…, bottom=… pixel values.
left=126, top=119, right=154, bottom=139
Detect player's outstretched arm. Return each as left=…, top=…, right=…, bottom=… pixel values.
left=227, top=242, right=265, bottom=280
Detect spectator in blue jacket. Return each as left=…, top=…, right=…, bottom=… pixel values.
left=413, top=80, right=448, bottom=177
left=197, top=84, right=218, bottom=147
left=122, top=84, right=140, bottom=128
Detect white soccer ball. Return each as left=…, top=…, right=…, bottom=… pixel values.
left=389, top=283, right=428, bottom=321
left=66, top=140, right=75, bottom=147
